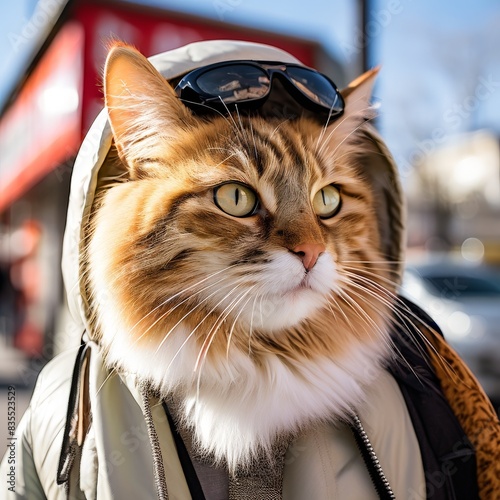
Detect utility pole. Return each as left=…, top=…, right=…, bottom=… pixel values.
left=360, top=0, right=370, bottom=72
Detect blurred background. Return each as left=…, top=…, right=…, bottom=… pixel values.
left=1, top=0, right=500, bottom=436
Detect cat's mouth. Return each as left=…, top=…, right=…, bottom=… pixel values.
left=224, top=253, right=336, bottom=331
left=290, top=274, right=311, bottom=293
left=279, top=257, right=331, bottom=297
left=295, top=262, right=325, bottom=287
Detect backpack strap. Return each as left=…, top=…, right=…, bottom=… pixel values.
left=410, top=302, right=500, bottom=499
left=162, top=402, right=206, bottom=500
left=390, top=297, right=480, bottom=499
left=57, top=340, right=92, bottom=497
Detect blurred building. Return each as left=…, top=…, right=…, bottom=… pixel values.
left=0, top=0, right=347, bottom=369
left=406, top=130, right=500, bottom=262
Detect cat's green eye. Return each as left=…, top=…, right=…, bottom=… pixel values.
left=313, top=185, right=341, bottom=219
left=214, top=182, right=258, bottom=217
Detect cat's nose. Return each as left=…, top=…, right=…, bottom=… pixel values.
left=292, top=243, right=326, bottom=271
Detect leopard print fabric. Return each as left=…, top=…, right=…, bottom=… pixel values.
left=423, top=326, right=500, bottom=498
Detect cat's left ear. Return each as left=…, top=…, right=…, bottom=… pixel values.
left=104, top=43, right=196, bottom=169
left=341, top=67, right=379, bottom=109
left=331, top=67, right=379, bottom=137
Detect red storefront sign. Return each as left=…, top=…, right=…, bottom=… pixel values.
left=0, top=23, right=84, bottom=213
left=74, top=1, right=321, bottom=131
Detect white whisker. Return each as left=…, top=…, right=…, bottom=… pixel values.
left=340, top=270, right=452, bottom=376
left=248, top=294, right=260, bottom=355
left=164, top=281, right=247, bottom=373
left=328, top=294, right=352, bottom=327
left=194, top=286, right=254, bottom=400
left=195, top=285, right=255, bottom=372
left=154, top=280, right=240, bottom=356
left=226, top=288, right=257, bottom=358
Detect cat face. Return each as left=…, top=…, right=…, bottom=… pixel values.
left=88, top=44, right=393, bottom=371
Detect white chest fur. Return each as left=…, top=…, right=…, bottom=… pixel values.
left=103, top=320, right=390, bottom=471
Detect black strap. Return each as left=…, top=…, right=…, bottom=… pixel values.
left=162, top=402, right=206, bottom=500
left=57, top=341, right=89, bottom=485
left=390, top=297, right=479, bottom=499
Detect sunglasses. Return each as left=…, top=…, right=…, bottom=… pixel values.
left=174, top=60, right=344, bottom=120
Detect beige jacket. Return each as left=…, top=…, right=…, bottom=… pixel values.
left=1, top=342, right=424, bottom=499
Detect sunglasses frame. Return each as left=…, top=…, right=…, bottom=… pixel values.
left=174, top=60, right=345, bottom=120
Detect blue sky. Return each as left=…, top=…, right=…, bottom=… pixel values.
left=370, top=0, right=500, bottom=174
left=1, top=0, right=500, bottom=172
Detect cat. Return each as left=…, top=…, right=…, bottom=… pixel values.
left=86, top=43, right=400, bottom=472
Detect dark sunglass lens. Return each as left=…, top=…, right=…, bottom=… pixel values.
left=197, top=65, right=270, bottom=103
left=286, top=67, right=341, bottom=110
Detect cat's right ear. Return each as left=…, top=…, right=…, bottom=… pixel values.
left=104, top=43, right=196, bottom=168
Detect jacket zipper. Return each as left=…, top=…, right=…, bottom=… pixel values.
left=142, top=388, right=169, bottom=500
left=350, top=413, right=396, bottom=500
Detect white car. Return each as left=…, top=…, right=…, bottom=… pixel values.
left=401, top=261, right=500, bottom=405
